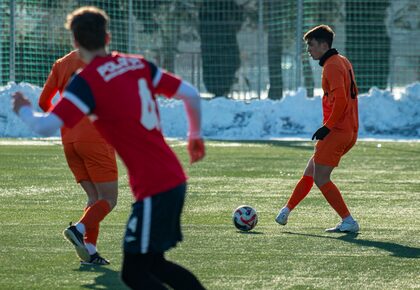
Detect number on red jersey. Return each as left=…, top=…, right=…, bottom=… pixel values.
left=138, top=78, right=160, bottom=130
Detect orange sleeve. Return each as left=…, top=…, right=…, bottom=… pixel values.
left=323, top=63, right=348, bottom=129
left=325, top=86, right=348, bottom=129
left=39, top=63, right=59, bottom=112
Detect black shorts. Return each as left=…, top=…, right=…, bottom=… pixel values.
left=123, top=183, right=186, bottom=254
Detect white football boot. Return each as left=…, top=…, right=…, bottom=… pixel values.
left=275, top=207, right=290, bottom=225
left=325, top=219, right=360, bottom=233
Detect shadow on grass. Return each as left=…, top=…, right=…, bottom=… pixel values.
left=209, top=139, right=314, bottom=151
left=284, top=231, right=420, bottom=259
left=236, top=230, right=264, bottom=235
left=77, top=264, right=128, bottom=290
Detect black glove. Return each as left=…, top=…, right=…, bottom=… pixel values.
left=312, top=126, right=330, bottom=140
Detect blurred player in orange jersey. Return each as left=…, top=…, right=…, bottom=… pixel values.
left=39, top=50, right=118, bottom=265
left=276, top=25, right=360, bottom=233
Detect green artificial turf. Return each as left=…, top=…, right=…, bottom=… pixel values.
left=0, top=139, right=419, bottom=289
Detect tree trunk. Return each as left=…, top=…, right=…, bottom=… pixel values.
left=345, top=0, right=390, bottom=93
left=266, top=1, right=283, bottom=100
left=198, top=0, right=244, bottom=97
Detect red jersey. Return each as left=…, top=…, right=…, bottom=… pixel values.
left=321, top=54, right=359, bottom=133
left=39, top=50, right=106, bottom=143
left=52, top=52, right=185, bottom=201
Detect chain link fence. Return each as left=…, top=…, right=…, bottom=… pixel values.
left=1, top=0, right=419, bottom=99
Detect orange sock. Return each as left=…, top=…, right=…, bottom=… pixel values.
left=79, top=199, right=110, bottom=234
left=85, top=225, right=100, bottom=246
left=286, top=175, right=314, bottom=210
left=83, top=205, right=100, bottom=245
left=319, top=181, right=350, bottom=218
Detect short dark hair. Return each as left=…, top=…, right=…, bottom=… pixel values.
left=303, top=25, right=335, bottom=48
left=65, top=6, right=109, bottom=50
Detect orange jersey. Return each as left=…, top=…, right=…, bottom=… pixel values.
left=39, top=50, right=106, bottom=143
left=321, top=54, right=359, bottom=133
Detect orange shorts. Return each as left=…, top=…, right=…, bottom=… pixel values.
left=63, top=142, right=118, bottom=183
left=313, top=130, right=357, bottom=167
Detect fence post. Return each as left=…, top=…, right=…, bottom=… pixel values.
left=257, top=0, right=263, bottom=99
left=295, top=0, right=303, bottom=90
left=128, top=0, right=134, bottom=53
left=388, top=2, right=394, bottom=92
left=9, top=0, right=16, bottom=82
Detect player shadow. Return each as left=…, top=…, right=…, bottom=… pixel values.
left=283, top=231, right=420, bottom=259
left=77, top=264, right=129, bottom=290
left=237, top=230, right=264, bottom=235
left=209, top=139, right=314, bottom=151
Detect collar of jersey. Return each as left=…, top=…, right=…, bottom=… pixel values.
left=319, top=48, right=339, bottom=67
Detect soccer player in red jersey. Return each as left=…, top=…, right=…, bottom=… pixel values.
left=275, top=25, right=360, bottom=233
left=12, top=6, right=205, bottom=289
left=39, top=50, right=118, bottom=265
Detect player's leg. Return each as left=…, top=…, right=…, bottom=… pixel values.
left=78, top=142, right=118, bottom=263
left=79, top=181, right=117, bottom=261
left=121, top=252, right=205, bottom=290
left=78, top=181, right=116, bottom=234
left=313, top=162, right=350, bottom=217
left=121, top=198, right=169, bottom=288
left=151, top=184, right=205, bottom=289
left=313, top=131, right=359, bottom=232
left=287, top=157, right=315, bottom=209
left=150, top=253, right=205, bottom=290
left=62, top=143, right=91, bottom=261
left=79, top=180, right=101, bottom=259
left=121, top=183, right=205, bottom=289
left=276, top=157, right=315, bottom=225
left=121, top=252, right=167, bottom=290
left=64, top=142, right=118, bottom=263
left=80, top=180, right=99, bottom=207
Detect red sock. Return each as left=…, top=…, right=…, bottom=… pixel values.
left=286, top=175, right=314, bottom=210
left=82, top=206, right=99, bottom=245
left=319, top=181, right=350, bottom=218
left=79, top=200, right=110, bottom=235
left=85, top=225, right=100, bottom=246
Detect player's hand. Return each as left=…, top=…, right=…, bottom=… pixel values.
left=11, top=91, right=32, bottom=114
left=312, top=126, right=330, bottom=140
left=188, top=138, right=205, bottom=164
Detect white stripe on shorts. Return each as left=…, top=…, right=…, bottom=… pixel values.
left=141, top=197, right=152, bottom=253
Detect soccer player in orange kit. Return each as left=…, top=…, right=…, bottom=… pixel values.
left=39, top=50, right=118, bottom=264
left=275, top=25, right=360, bottom=233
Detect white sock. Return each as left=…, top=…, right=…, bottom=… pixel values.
left=343, top=215, right=355, bottom=223
left=75, top=222, right=86, bottom=235
left=85, top=243, right=97, bottom=255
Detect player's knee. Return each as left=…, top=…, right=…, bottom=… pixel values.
left=106, top=197, right=117, bottom=210
left=313, top=175, right=330, bottom=188
left=97, top=194, right=117, bottom=210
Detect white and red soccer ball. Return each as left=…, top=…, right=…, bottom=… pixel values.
left=232, top=205, right=258, bottom=231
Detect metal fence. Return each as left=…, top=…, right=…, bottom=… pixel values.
left=1, top=0, right=419, bottom=99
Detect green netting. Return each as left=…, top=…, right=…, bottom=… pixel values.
left=1, top=0, right=419, bottom=99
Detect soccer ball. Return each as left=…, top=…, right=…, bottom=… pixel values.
left=232, top=205, right=258, bottom=231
